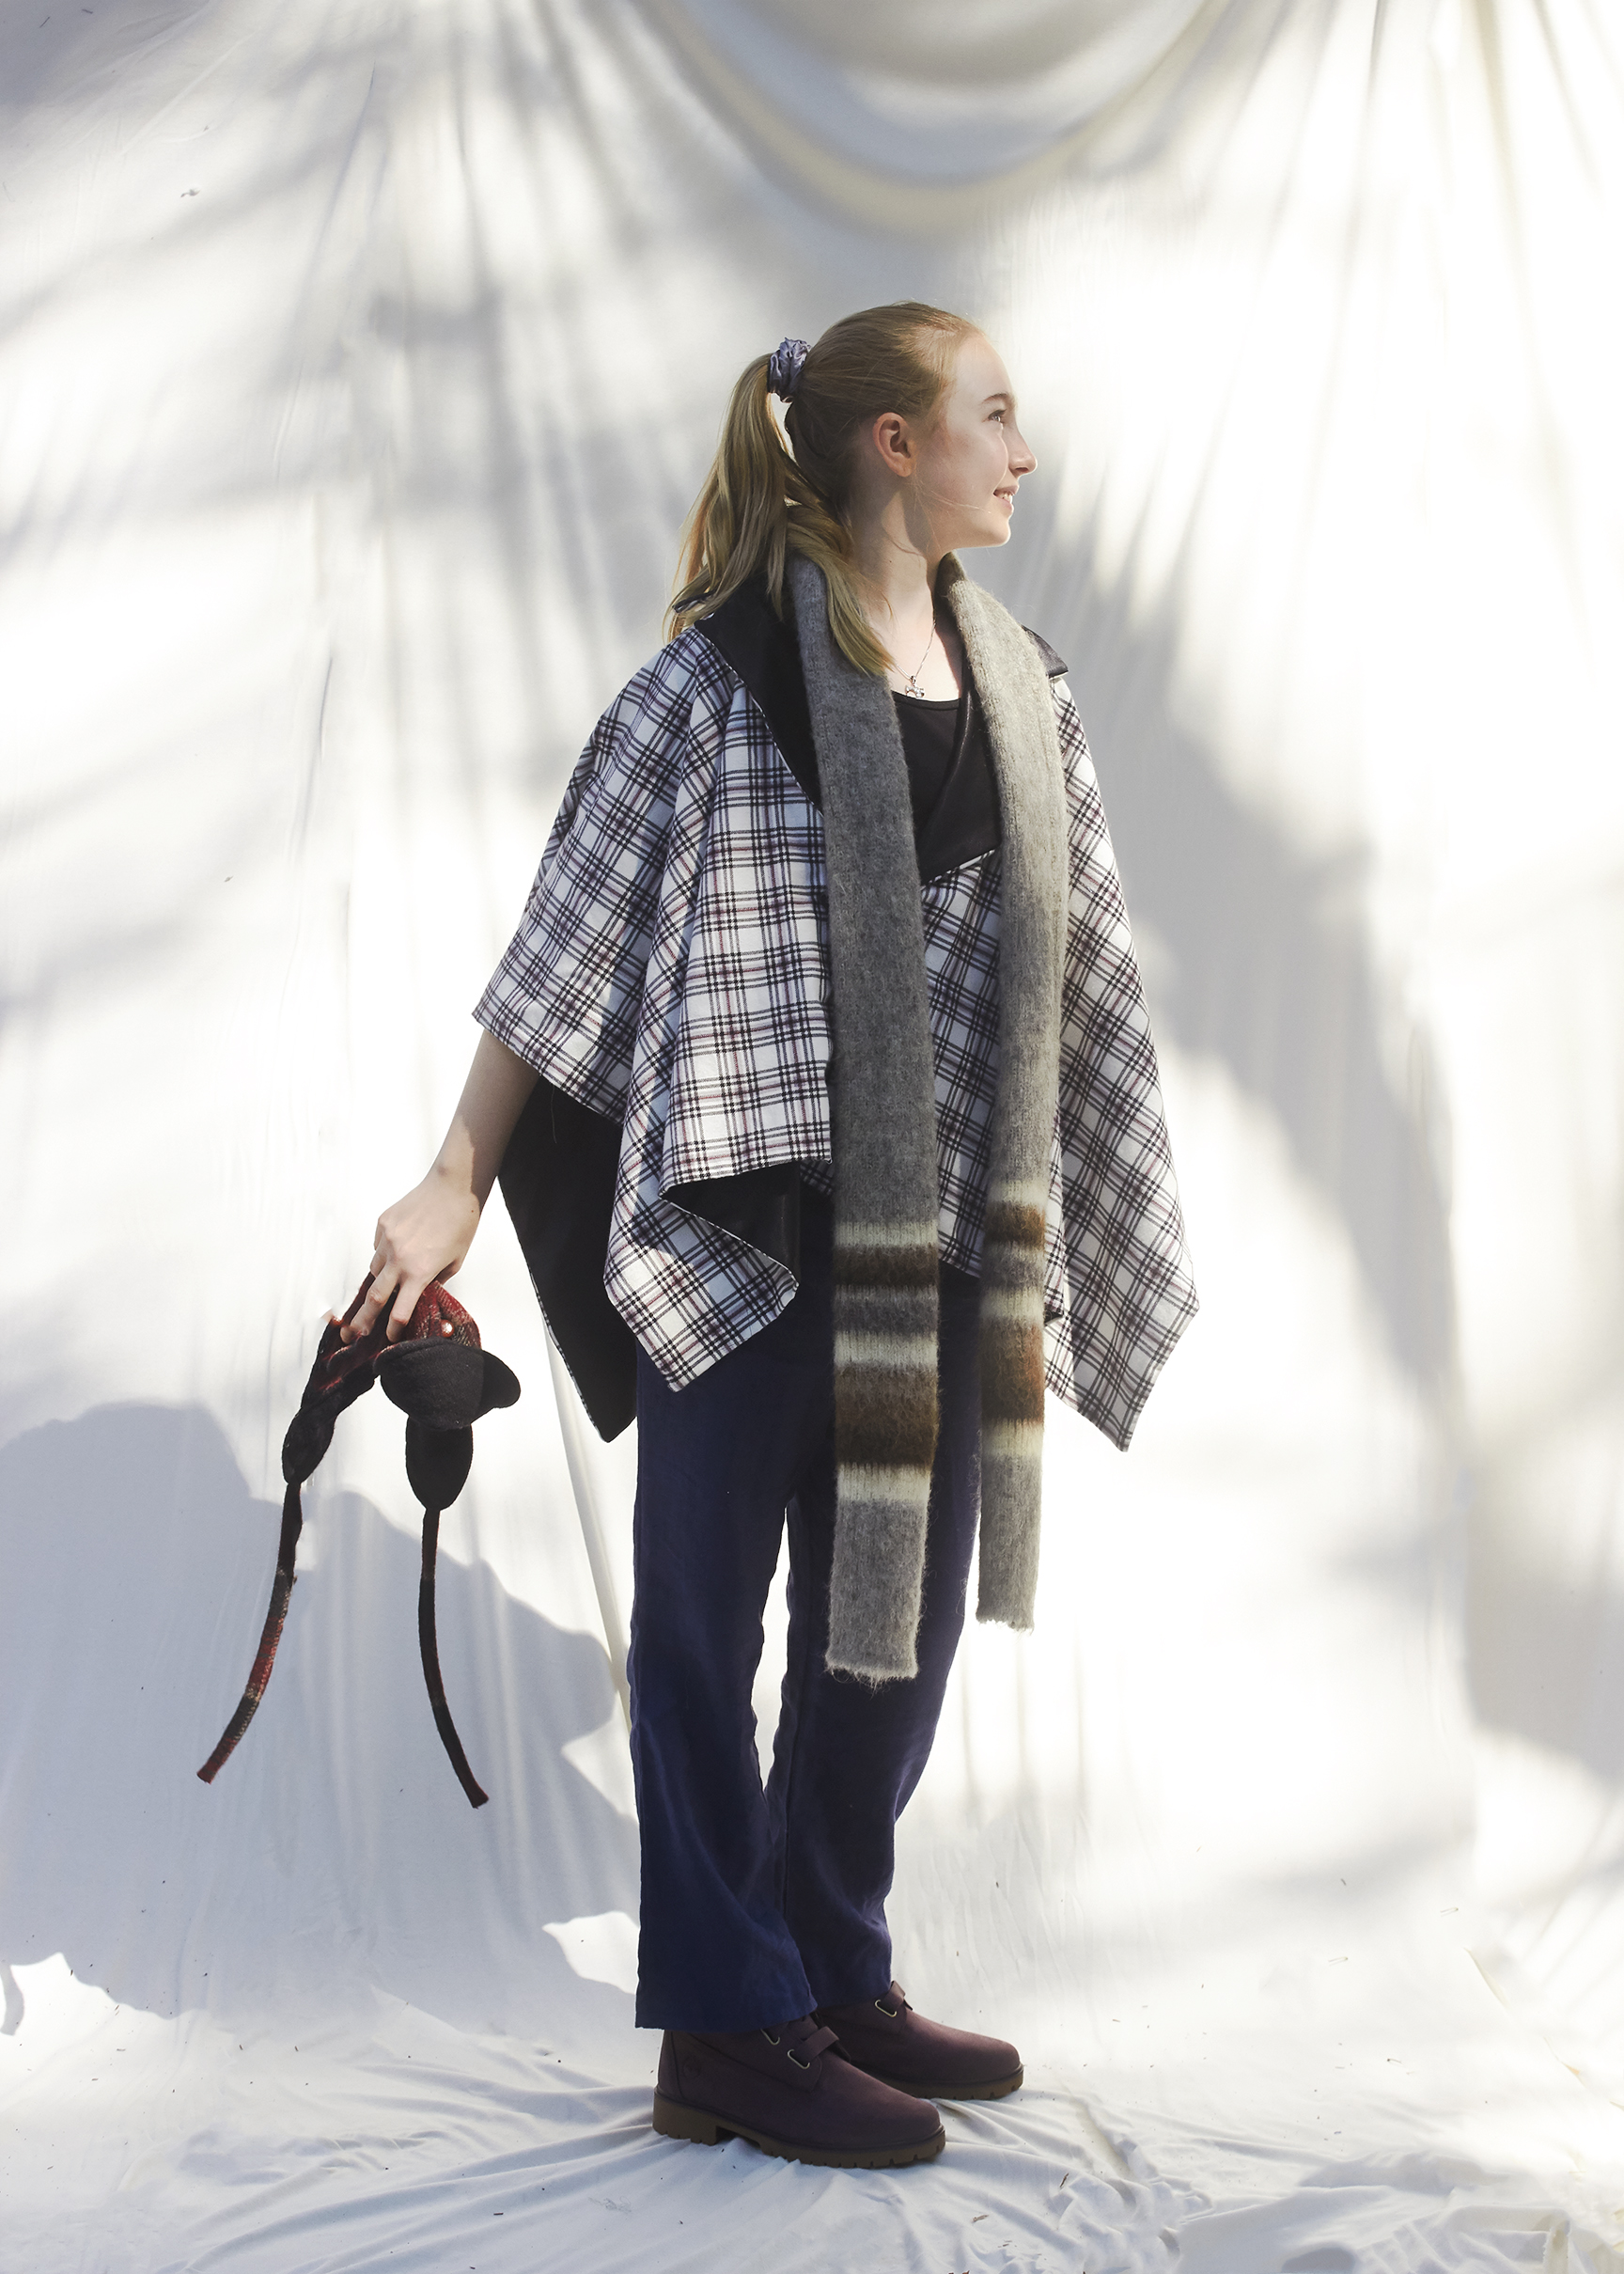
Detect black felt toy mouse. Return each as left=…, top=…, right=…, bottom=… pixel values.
left=197, top=1277, right=520, bottom=1807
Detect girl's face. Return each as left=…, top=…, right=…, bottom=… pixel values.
left=914, top=333, right=1037, bottom=551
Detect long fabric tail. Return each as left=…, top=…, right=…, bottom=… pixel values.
left=788, top=554, right=943, bottom=1682
left=195, top=1479, right=304, bottom=1782
left=416, top=1507, right=489, bottom=1809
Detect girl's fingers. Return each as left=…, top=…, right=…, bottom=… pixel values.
left=385, top=1273, right=431, bottom=1341
left=339, top=1174, right=475, bottom=1341
left=342, top=1262, right=399, bottom=1343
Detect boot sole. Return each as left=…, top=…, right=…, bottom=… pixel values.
left=651, top=2090, right=945, bottom=2169
left=867, top=2063, right=1023, bottom=2102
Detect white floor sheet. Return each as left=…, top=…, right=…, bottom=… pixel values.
left=5, top=1, right=1624, bottom=2267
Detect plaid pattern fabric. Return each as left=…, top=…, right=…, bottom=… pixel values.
left=1047, top=682, right=1198, bottom=1443
left=476, top=631, right=1196, bottom=1436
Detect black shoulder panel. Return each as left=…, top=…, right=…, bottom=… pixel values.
left=692, top=577, right=820, bottom=807
left=1023, top=627, right=1069, bottom=680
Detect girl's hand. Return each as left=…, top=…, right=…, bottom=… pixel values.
left=340, top=1169, right=482, bottom=1343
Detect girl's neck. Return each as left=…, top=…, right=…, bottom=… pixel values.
left=845, top=493, right=961, bottom=698
left=848, top=494, right=942, bottom=651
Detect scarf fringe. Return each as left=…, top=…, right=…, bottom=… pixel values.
left=826, top=1479, right=934, bottom=1683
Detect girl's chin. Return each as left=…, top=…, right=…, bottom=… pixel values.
left=949, top=513, right=1016, bottom=551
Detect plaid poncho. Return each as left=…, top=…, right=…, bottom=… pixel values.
left=476, top=622, right=1196, bottom=1448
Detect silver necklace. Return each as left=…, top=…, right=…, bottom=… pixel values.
left=898, top=613, right=936, bottom=698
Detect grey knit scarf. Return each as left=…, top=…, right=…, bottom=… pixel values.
left=788, top=553, right=1068, bottom=1683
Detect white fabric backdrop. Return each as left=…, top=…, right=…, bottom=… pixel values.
left=4, top=0, right=1624, bottom=2266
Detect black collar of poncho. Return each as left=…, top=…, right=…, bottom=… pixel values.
left=693, top=573, right=1068, bottom=880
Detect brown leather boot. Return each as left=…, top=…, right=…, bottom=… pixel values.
left=815, top=1982, right=1023, bottom=2100
left=653, top=2014, right=946, bottom=2168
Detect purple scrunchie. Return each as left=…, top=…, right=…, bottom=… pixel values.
left=766, top=337, right=810, bottom=401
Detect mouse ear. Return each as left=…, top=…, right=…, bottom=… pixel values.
left=376, top=1338, right=521, bottom=1427
left=404, top=1416, right=474, bottom=1510
left=376, top=1340, right=487, bottom=1428
left=478, top=1351, right=521, bottom=1416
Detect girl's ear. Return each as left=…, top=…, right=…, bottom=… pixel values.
left=868, top=410, right=915, bottom=478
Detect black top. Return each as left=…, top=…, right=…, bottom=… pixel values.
left=893, top=685, right=1001, bottom=878
left=893, top=690, right=962, bottom=828
left=692, top=573, right=1067, bottom=883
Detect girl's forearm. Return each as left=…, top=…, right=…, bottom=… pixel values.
left=433, top=1030, right=540, bottom=1207
left=338, top=1033, right=539, bottom=1343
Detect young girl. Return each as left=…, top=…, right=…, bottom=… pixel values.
left=342, top=303, right=1196, bottom=2170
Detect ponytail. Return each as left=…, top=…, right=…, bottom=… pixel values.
left=668, top=302, right=976, bottom=678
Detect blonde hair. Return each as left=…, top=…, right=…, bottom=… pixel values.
left=668, top=301, right=978, bottom=676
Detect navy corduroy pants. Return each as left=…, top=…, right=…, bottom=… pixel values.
left=628, top=1193, right=983, bottom=2032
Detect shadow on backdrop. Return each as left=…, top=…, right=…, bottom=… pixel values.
left=1052, top=553, right=1457, bottom=1400
left=0, top=1402, right=638, bottom=2044
left=1029, top=544, right=1624, bottom=1814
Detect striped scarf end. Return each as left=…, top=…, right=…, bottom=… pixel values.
left=979, top=1306, right=1047, bottom=1435
left=983, top=1181, right=1049, bottom=1256
left=833, top=1221, right=940, bottom=1293
left=979, top=1419, right=1046, bottom=1464
left=833, top=1330, right=939, bottom=1369
left=835, top=1217, right=941, bottom=1249
left=978, top=1281, right=1047, bottom=1323
left=835, top=1463, right=935, bottom=1512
